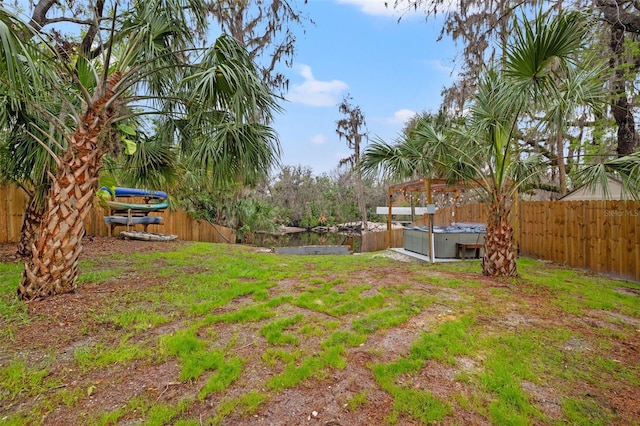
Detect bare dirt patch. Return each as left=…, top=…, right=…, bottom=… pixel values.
left=1, top=237, right=639, bottom=425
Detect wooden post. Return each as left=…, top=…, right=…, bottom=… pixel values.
left=410, top=193, right=415, bottom=223
left=387, top=188, right=393, bottom=248
left=426, top=179, right=434, bottom=263
left=453, top=190, right=459, bottom=226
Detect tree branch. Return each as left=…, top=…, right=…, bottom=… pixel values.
left=596, top=0, right=640, bottom=33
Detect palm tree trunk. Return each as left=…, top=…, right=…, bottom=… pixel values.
left=16, top=196, right=44, bottom=259
left=557, top=130, right=566, bottom=197
left=17, top=73, right=120, bottom=300
left=18, top=130, right=106, bottom=300
left=482, top=194, right=518, bottom=277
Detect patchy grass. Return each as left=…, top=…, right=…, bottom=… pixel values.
left=74, top=334, right=152, bottom=370
left=0, top=359, right=60, bottom=400
left=1, top=240, right=639, bottom=425
left=0, top=263, right=28, bottom=325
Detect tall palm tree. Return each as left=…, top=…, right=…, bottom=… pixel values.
left=362, top=11, right=607, bottom=277
left=0, top=0, right=281, bottom=300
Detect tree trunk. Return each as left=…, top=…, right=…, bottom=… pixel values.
left=482, top=194, right=518, bottom=277
left=18, top=131, right=105, bottom=300
left=17, top=73, right=120, bottom=300
left=609, top=27, right=639, bottom=156
left=356, top=171, right=368, bottom=232
left=557, top=130, right=567, bottom=197
left=16, top=196, right=44, bottom=259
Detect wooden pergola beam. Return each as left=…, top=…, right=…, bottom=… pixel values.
left=386, top=178, right=476, bottom=250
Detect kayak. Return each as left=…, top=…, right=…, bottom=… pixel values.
left=101, top=187, right=168, bottom=200
left=103, top=216, right=163, bottom=225
left=105, top=199, right=169, bottom=211
left=120, top=231, right=178, bottom=241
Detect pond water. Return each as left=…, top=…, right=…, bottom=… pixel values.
left=253, top=231, right=362, bottom=253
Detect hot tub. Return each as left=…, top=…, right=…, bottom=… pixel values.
left=403, top=223, right=485, bottom=258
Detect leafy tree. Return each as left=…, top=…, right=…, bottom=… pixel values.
left=600, top=6, right=640, bottom=155
left=363, top=11, right=606, bottom=277
left=268, top=165, right=317, bottom=227
left=231, top=198, right=280, bottom=244
left=538, top=60, right=605, bottom=195
left=0, top=0, right=281, bottom=300
left=261, top=164, right=389, bottom=229
left=206, top=0, right=310, bottom=93
left=0, top=100, right=63, bottom=257
left=361, top=109, right=455, bottom=182
left=392, top=0, right=639, bottom=159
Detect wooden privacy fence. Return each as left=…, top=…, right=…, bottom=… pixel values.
left=362, top=204, right=487, bottom=252
left=0, top=184, right=26, bottom=244
left=519, top=200, right=639, bottom=281
left=85, top=207, right=235, bottom=244
left=4, top=183, right=639, bottom=280
left=361, top=228, right=403, bottom=253
left=0, top=184, right=235, bottom=245
left=362, top=200, right=639, bottom=281
left=416, top=204, right=488, bottom=227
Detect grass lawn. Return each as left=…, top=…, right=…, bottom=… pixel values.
left=1, top=237, right=639, bottom=425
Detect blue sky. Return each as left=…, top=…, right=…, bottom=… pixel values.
left=271, top=0, right=458, bottom=176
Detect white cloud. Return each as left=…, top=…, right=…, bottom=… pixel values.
left=388, top=109, right=416, bottom=125
left=337, top=0, right=458, bottom=17
left=374, top=109, right=416, bottom=127
left=287, top=64, right=348, bottom=107
left=336, top=0, right=457, bottom=17
left=430, top=59, right=454, bottom=74
left=335, top=0, right=397, bottom=16
left=311, top=134, right=327, bottom=145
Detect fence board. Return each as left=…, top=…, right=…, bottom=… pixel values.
left=367, top=199, right=640, bottom=281
left=0, top=184, right=27, bottom=244
left=1, top=183, right=235, bottom=245
left=520, top=200, right=639, bottom=281
left=361, top=229, right=403, bottom=252
left=0, top=185, right=8, bottom=244
left=2, top=183, right=638, bottom=280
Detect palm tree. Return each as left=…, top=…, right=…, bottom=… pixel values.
left=362, top=11, right=606, bottom=277
left=0, top=0, right=281, bottom=300
left=541, top=63, right=605, bottom=196
left=361, top=111, right=453, bottom=182
left=0, top=107, right=62, bottom=259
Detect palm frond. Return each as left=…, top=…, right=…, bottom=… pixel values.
left=571, top=154, right=640, bottom=200
left=505, top=11, right=587, bottom=101
left=189, top=120, right=281, bottom=188
left=360, top=136, right=420, bottom=181
left=120, top=134, right=179, bottom=190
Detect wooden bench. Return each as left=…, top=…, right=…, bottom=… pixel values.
left=456, top=242, right=484, bottom=260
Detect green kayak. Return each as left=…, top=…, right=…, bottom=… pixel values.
left=105, top=199, right=169, bottom=211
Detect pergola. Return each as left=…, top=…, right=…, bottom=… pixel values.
left=386, top=178, right=474, bottom=261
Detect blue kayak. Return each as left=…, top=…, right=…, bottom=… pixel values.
left=101, top=187, right=168, bottom=200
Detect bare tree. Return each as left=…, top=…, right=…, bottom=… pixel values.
left=336, top=95, right=368, bottom=232
left=206, top=0, right=311, bottom=94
